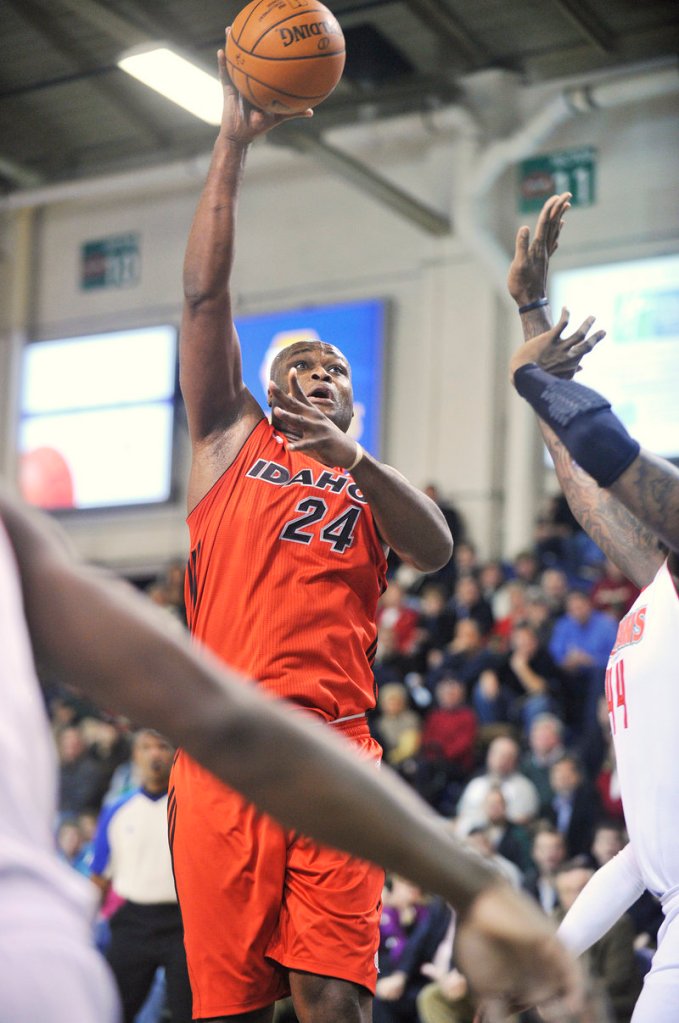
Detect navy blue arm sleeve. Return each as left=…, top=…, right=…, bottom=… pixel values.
left=514, top=363, right=640, bottom=488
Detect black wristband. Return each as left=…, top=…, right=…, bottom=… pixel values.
left=518, top=297, right=549, bottom=314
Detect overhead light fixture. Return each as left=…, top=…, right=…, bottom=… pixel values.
left=117, top=45, right=222, bottom=125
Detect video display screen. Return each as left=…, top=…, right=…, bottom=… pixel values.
left=18, top=325, right=178, bottom=511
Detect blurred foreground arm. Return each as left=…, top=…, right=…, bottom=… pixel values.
left=1, top=486, right=579, bottom=1015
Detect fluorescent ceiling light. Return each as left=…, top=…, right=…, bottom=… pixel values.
left=118, top=46, right=222, bottom=125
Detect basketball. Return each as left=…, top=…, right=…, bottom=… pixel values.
left=225, top=0, right=345, bottom=115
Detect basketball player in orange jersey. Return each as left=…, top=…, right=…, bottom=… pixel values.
left=507, top=193, right=679, bottom=1021
left=170, top=32, right=459, bottom=1023
left=0, top=483, right=582, bottom=1023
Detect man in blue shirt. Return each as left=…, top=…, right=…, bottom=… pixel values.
left=549, top=590, right=618, bottom=733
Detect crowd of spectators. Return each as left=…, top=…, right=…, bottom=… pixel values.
left=369, top=488, right=655, bottom=1022
left=45, top=488, right=653, bottom=1022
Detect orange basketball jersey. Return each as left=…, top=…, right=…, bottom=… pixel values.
left=185, top=420, right=388, bottom=720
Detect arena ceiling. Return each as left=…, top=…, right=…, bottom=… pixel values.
left=1, top=0, right=678, bottom=194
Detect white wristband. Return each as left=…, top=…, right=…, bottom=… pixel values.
left=347, top=442, right=364, bottom=472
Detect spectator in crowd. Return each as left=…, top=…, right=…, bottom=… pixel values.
left=463, top=826, right=523, bottom=889
left=422, top=484, right=465, bottom=595
left=373, top=625, right=410, bottom=687
left=452, top=541, right=478, bottom=578
left=490, top=580, right=529, bottom=649
left=450, top=575, right=494, bottom=637
left=417, top=959, right=476, bottom=1023
left=594, top=739, right=625, bottom=825
left=589, top=823, right=663, bottom=971
left=57, top=724, right=113, bottom=819
left=549, top=589, right=618, bottom=732
left=416, top=826, right=525, bottom=1023
left=540, top=568, right=570, bottom=623
left=456, top=735, right=540, bottom=834
left=548, top=754, right=602, bottom=858
left=590, top=558, right=640, bottom=621
left=79, top=715, right=130, bottom=785
left=554, top=857, right=642, bottom=1023
left=411, top=583, right=457, bottom=670
left=428, top=619, right=494, bottom=692
left=482, top=786, right=534, bottom=877
left=525, top=825, right=568, bottom=914
left=158, top=558, right=188, bottom=625
left=512, top=550, right=541, bottom=587
left=520, top=713, right=567, bottom=817
left=73, top=810, right=98, bottom=876
left=423, top=484, right=466, bottom=547
left=374, top=876, right=432, bottom=1023
left=49, top=693, right=81, bottom=737
left=590, top=821, right=625, bottom=868
left=377, top=581, right=419, bottom=656
left=479, top=559, right=509, bottom=620
left=57, top=818, right=84, bottom=868
left=472, top=621, right=562, bottom=733
left=380, top=895, right=476, bottom=1023
left=524, top=589, right=555, bottom=647
left=371, top=683, right=421, bottom=773
left=412, top=675, right=477, bottom=814
left=90, top=729, right=192, bottom=1023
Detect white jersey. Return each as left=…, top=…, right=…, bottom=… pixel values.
left=0, top=521, right=96, bottom=934
left=605, top=559, right=679, bottom=899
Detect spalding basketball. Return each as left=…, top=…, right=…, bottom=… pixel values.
left=225, top=0, right=345, bottom=115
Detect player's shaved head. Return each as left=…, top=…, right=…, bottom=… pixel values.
left=269, top=340, right=350, bottom=387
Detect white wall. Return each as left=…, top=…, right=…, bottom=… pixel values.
left=1, top=64, right=677, bottom=572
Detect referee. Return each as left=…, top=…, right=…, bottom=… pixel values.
left=90, top=729, right=192, bottom=1023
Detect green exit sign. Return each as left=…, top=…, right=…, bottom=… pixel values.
left=519, top=146, right=596, bottom=212
left=81, top=233, right=140, bottom=290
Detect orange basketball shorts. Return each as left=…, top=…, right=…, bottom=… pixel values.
left=168, top=718, right=385, bottom=1019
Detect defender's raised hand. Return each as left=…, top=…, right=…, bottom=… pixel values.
left=455, top=883, right=583, bottom=1022
left=508, top=192, right=571, bottom=306
left=509, top=307, right=606, bottom=383
left=218, top=31, right=312, bottom=147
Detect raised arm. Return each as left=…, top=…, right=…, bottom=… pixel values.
left=507, top=197, right=666, bottom=585
left=2, top=486, right=578, bottom=1015
left=180, top=36, right=311, bottom=509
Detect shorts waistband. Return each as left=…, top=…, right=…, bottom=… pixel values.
left=327, top=712, right=370, bottom=739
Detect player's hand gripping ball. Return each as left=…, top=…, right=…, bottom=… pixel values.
left=225, top=0, right=345, bottom=114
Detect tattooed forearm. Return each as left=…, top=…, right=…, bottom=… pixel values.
left=611, top=451, right=679, bottom=555
left=520, top=306, right=553, bottom=341
left=539, top=422, right=664, bottom=588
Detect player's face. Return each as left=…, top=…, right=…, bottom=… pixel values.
left=271, top=342, right=354, bottom=434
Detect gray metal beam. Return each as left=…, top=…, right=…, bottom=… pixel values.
left=551, top=0, right=615, bottom=54
left=270, top=126, right=451, bottom=236
left=404, top=0, right=490, bottom=68
left=524, top=27, right=679, bottom=81
left=9, top=0, right=168, bottom=147
left=0, top=156, right=43, bottom=189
